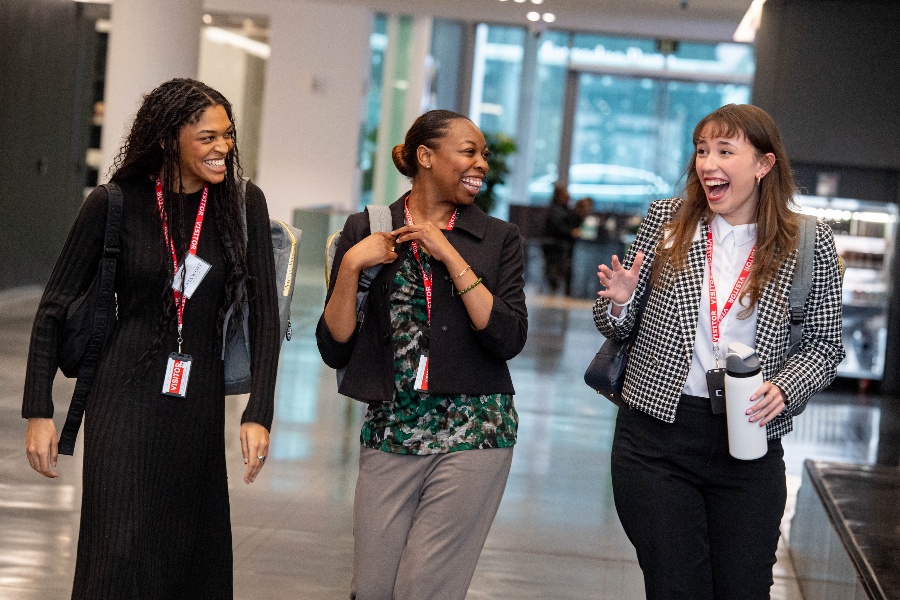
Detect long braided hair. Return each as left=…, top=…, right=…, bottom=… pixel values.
left=110, top=78, right=247, bottom=374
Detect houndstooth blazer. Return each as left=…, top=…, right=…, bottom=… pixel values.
left=594, top=198, right=845, bottom=439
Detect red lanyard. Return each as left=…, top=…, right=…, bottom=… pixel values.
left=155, top=178, right=208, bottom=342
left=403, top=195, right=458, bottom=324
left=706, top=225, right=755, bottom=365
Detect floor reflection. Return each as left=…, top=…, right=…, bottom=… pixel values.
left=0, top=283, right=891, bottom=599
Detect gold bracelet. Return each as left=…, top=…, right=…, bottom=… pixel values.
left=458, top=277, right=483, bottom=295
left=453, top=265, right=471, bottom=279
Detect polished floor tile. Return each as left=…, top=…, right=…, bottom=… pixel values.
left=0, top=279, right=887, bottom=599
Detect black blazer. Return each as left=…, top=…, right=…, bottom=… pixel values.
left=316, top=197, right=528, bottom=402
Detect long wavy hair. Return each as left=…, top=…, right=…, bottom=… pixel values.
left=110, top=78, right=247, bottom=371
left=652, top=104, right=800, bottom=315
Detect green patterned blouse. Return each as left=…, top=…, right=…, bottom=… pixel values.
left=360, top=249, right=518, bottom=455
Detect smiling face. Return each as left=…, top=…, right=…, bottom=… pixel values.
left=176, top=104, right=234, bottom=193
left=419, top=119, right=489, bottom=205
left=694, top=127, right=775, bottom=226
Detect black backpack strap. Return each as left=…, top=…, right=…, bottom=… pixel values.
left=58, top=183, right=123, bottom=456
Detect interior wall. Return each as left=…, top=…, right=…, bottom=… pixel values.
left=752, top=0, right=900, bottom=393
left=254, top=1, right=372, bottom=219
left=0, top=0, right=94, bottom=291
left=753, top=0, right=900, bottom=175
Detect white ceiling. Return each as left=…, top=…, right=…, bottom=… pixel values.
left=326, top=0, right=756, bottom=43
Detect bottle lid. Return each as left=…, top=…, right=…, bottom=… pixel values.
left=725, top=341, right=761, bottom=375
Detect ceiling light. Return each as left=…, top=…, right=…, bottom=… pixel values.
left=514, top=0, right=527, bottom=3
left=531, top=0, right=544, bottom=4
left=542, top=12, right=556, bottom=22
left=527, top=11, right=541, bottom=21
left=203, top=27, right=271, bottom=59
left=733, top=0, right=766, bottom=42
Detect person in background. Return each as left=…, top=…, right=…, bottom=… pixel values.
left=317, top=109, right=527, bottom=600
left=594, top=104, right=844, bottom=599
left=24, top=78, right=280, bottom=598
left=574, top=197, right=597, bottom=240
left=542, top=183, right=582, bottom=295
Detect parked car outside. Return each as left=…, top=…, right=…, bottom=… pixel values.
left=529, top=163, right=672, bottom=208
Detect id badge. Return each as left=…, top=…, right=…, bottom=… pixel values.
left=163, top=353, right=193, bottom=397
left=706, top=368, right=726, bottom=414
left=173, top=254, right=211, bottom=298
left=414, top=354, right=429, bottom=392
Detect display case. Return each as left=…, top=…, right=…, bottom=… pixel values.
left=795, top=195, right=898, bottom=380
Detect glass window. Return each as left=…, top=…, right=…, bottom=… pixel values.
left=470, top=24, right=525, bottom=136
left=523, top=33, right=753, bottom=213
left=530, top=31, right=570, bottom=188
left=430, top=19, right=466, bottom=112
left=359, top=14, right=388, bottom=206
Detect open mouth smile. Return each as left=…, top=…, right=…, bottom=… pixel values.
left=461, top=177, right=483, bottom=194
left=704, top=178, right=729, bottom=200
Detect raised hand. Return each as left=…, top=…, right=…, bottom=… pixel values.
left=597, top=251, right=644, bottom=305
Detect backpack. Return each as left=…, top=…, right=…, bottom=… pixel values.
left=325, top=205, right=392, bottom=386
left=58, top=182, right=123, bottom=456
left=222, top=180, right=302, bottom=395
left=786, top=213, right=844, bottom=415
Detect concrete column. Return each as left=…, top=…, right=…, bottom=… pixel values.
left=99, top=0, right=203, bottom=179
left=255, top=0, right=372, bottom=220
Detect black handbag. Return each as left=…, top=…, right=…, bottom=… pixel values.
left=584, top=283, right=651, bottom=406
left=57, top=182, right=123, bottom=455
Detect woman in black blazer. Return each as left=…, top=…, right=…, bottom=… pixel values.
left=594, top=104, right=844, bottom=599
left=317, top=110, right=527, bottom=600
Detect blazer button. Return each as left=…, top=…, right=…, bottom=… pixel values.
left=382, top=283, right=388, bottom=293
left=441, top=325, right=448, bottom=332
left=380, top=332, right=390, bottom=343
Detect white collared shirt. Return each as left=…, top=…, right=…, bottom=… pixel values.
left=683, top=215, right=758, bottom=396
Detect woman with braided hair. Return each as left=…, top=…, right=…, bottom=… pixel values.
left=23, top=78, right=280, bottom=597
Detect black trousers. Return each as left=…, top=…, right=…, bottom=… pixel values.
left=611, top=395, right=787, bottom=600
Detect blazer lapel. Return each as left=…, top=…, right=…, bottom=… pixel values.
left=675, top=223, right=706, bottom=363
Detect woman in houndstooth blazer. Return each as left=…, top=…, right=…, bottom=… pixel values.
left=594, top=104, right=844, bottom=600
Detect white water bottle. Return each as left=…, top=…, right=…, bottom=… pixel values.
left=723, top=342, right=768, bottom=460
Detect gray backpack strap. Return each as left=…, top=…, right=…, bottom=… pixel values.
left=336, top=204, right=394, bottom=388
left=356, top=205, right=394, bottom=308
left=787, top=214, right=817, bottom=358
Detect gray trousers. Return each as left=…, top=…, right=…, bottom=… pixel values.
left=350, top=446, right=514, bottom=600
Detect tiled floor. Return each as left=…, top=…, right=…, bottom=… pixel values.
left=0, top=277, right=887, bottom=599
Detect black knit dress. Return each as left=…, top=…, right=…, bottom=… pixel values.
left=23, top=177, right=280, bottom=599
